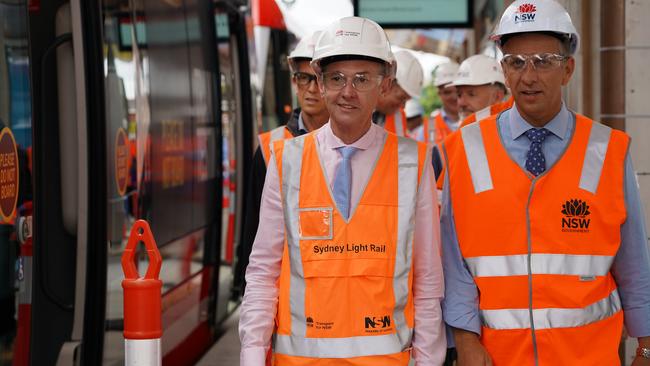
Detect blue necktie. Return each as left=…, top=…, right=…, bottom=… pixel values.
left=333, top=146, right=358, bottom=219
left=525, top=128, right=550, bottom=176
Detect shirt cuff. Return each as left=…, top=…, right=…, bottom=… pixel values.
left=240, top=346, right=268, bottom=366
left=443, top=311, right=482, bottom=336
left=625, top=305, right=650, bottom=337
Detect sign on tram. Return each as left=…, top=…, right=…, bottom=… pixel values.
left=0, top=127, right=19, bottom=222
left=115, top=128, right=129, bottom=196
left=353, top=0, right=472, bottom=28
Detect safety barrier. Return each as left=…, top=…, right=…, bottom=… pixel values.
left=122, top=220, right=162, bottom=366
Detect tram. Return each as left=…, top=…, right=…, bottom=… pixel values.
left=0, top=0, right=290, bottom=364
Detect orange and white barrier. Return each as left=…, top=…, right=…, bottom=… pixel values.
left=121, top=220, right=162, bottom=366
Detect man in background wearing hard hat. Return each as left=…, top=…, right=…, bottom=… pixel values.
left=455, top=56, right=515, bottom=129
left=452, top=54, right=507, bottom=124
left=404, top=98, right=425, bottom=140
left=430, top=62, right=461, bottom=146
left=441, top=0, right=650, bottom=365
left=234, top=31, right=329, bottom=298
left=374, top=50, right=424, bottom=137
left=239, top=16, right=445, bottom=365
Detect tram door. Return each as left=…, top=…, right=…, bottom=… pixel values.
left=99, top=0, right=224, bottom=364
left=0, top=2, right=33, bottom=365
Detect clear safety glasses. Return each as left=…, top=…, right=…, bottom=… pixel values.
left=322, top=71, right=384, bottom=92
left=501, top=53, right=569, bottom=72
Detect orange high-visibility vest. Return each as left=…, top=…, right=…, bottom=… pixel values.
left=271, top=131, right=427, bottom=365
left=460, top=96, right=514, bottom=128
left=259, top=126, right=294, bottom=166
left=423, top=113, right=454, bottom=146
left=383, top=109, right=407, bottom=137
left=443, top=114, right=628, bottom=366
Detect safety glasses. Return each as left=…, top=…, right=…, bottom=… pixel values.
left=501, top=53, right=569, bottom=72
left=321, top=71, right=384, bottom=92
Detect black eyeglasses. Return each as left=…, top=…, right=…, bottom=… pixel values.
left=293, top=72, right=318, bottom=86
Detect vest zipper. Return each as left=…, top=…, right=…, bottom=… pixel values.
left=526, top=178, right=540, bottom=366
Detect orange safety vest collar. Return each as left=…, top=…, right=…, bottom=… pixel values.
left=460, top=96, right=515, bottom=128
left=383, top=109, right=407, bottom=137
left=271, top=132, right=427, bottom=365
left=259, top=126, right=294, bottom=166
left=443, top=114, right=629, bottom=365
left=423, top=113, right=454, bottom=147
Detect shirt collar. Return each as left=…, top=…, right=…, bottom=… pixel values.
left=297, top=112, right=308, bottom=134
left=508, top=102, right=569, bottom=140
left=322, top=120, right=381, bottom=151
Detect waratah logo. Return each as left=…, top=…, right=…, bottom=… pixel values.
left=514, top=3, right=537, bottom=23
left=562, top=199, right=590, bottom=217
left=518, top=3, right=537, bottom=13
left=561, top=199, right=591, bottom=232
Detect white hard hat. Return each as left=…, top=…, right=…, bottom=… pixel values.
left=394, top=50, right=424, bottom=98
left=404, top=98, right=424, bottom=119
left=311, top=16, right=395, bottom=75
left=433, top=62, right=459, bottom=87
left=452, top=55, right=505, bottom=87
left=492, top=0, right=579, bottom=55
left=288, top=31, right=321, bottom=62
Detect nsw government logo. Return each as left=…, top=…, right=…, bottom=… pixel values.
left=514, top=3, right=537, bottom=24
left=561, top=199, right=591, bottom=233
left=364, top=315, right=391, bottom=334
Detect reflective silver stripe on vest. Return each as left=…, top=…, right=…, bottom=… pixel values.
left=475, top=106, right=491, bottom=121
left=279, top=135, right=308, bottom=338
left=480, top=289, right=622, bottom=330
left=393, top=136, right=418, bottom=349
left=394, top=111, right=405, bottom=136
left=465, top=253, right=615, bottom=278
left=260, top=126, right=288, bottom=163
left=274, top=328, right=411, bottom=358
left=579, top=122, right=611, bottom=194
left=274, top=135, right=416, bottom=358
left=271, top=125, right=287, bottom=142
left=460, top=122, right=493, bottom=193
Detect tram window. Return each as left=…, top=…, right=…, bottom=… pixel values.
left=117, top=14, right=147, bottom=51
left=261, top=47, right=279, bottom=131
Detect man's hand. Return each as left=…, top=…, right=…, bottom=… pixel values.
left=632, top=337, right=650, bottom=366
left=632, top=356, right=650, bottom=366
left=453, top=328, right=493, bottom=366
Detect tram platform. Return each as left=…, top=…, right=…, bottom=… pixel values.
left=197, top=308, right=241, bottom=365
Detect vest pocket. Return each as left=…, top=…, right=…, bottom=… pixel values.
left=303, top=258, right=396, bottom=338
left=298, top=207, right=333, bottom=240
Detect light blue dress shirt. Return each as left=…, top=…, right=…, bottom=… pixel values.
left=441, top=103, right=650, bottom=338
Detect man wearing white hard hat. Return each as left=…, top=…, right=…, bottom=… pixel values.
left=429, top=62, right=461, bottom=146
left=453, top=54, right=507, bottom=123
left=240, top=16, right=445, bottom=365
left=374, top=49, right=424, bottom=137
left=235, top=31, right=329, bottom=297
left=404, top=98, right=425, bottom=139
left=441, top=1, right=650, bottom=365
